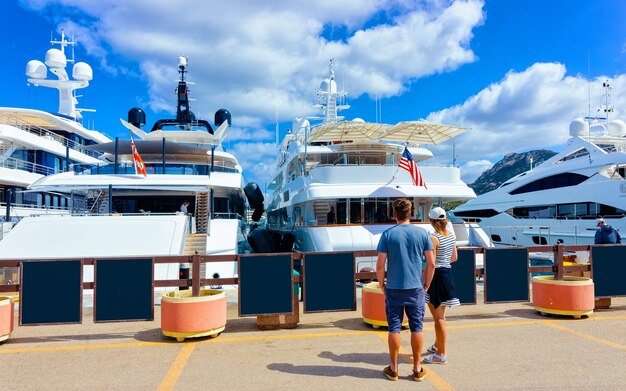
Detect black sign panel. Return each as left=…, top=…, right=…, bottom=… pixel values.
left=592, top=246, right=626, bottom=298
left=484, top=248, right=529, bottom=303
left=20, top=260, right=82, bottom=325
left=452, top=249, right=476, bottom=305
left=239, top=254, right=293, bottom=316
left=303, top=252, right=356, bottom=313
left=94, top=258, right=154, bottom=322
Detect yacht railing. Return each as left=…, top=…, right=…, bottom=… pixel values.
left=484, top=225, right=588, bottom=246
left=0, top=113, right=102, bottom=159
left=0, top=156, right=62, bottom=176
left=72, top=162, right=239, bottom=175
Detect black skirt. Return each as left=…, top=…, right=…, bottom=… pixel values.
left=425, top=268, right=460, bottom=308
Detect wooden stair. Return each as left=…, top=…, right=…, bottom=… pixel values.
left=184, top=233, right=208, bottom=279
left=195, top=192, right=210, bottom=233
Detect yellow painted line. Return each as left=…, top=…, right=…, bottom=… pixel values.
left=376, top=333, right=454, bottom=390
left=0, top=341, right=167, bottom=354
left=3, top=314, right=626, bottom=355
left=157, top=342, right=197, bottom=391
left=544, top=322, right=626, bottom=351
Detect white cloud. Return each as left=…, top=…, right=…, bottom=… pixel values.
left=459, top=159, right=492, bottom=184
left=229, top=141, right=278, bottom=185
left=21, top=0, right=485, bottom=124
left=427, top=62, right=626, bottom=168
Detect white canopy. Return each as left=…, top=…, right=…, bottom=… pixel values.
left=305, top=119, right=468, bottom=145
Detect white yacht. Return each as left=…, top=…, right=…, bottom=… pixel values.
left=257, top=60, right=491, bottom=268
left=0, top=31, right=110, bottom=238
left=454, top=84, right=626, bottom=246
left=0, top=56, right=247, bottom=285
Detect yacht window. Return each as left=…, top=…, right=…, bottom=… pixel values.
left=294, top=206, right=302, bottom=225
left=364, top=199, right=377, bottom=223
left=557, top=204, right=575, bottom=218
left=509, top=173, right=588, bottom=195
left=336, top=199, right=347, bottom=224
left=454, top=209, right=499, bottom=218
left=556, top=148, right=589, bottom=163
left=350, top=200, right=362, bottom=223
left=491, top=234, right=502, bottom=242
left=532, top=236, right=548, bottom=245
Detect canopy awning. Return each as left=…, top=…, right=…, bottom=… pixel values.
left=307, top=121, right=389, bottom=142
left=305, top=119, right=469, bottom=145
left=377, top=120, right=469, bottom=144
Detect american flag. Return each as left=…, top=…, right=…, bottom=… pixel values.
left=399, top=147, right=427, bottom=188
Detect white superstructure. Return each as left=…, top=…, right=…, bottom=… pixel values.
left=0, top=55, right=246, bottom=285
left=264, top=60, right=491, bottom=268
left=0, top=30, right=111, bottom=239
left=454, top=83, right=626, bottom=246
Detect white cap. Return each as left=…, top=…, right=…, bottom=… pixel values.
left=429, top=207, right=446, bottom=220
left=597, top=218, right=606, bottom=226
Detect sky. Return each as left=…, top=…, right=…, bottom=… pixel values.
left=1, top=0, right=625, bottom=188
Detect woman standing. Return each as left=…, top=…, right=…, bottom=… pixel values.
left=422, top=207, right=460, bottom=364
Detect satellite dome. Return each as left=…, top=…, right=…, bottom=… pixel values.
left=72, top=62, right=93, bottom=81
left=292, top=117, right=310, bottom=132
left=569, top=118, right=588, bottom=136
left=25, top=60, right=47, bottom=79
left=352, top=118, right=365, bottom=123
left=608, top=119, right=626, bottom=137
left=45, top=48, right=67, bottom=69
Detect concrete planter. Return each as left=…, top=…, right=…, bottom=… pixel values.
left=0, top=296, right=14, bottom=343
left=161, top=289, right=227, bottom=342
left=361, top=282, right=408, bottom=329
left=532, top=276, right=594, bottom=319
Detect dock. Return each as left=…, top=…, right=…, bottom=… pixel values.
left=2, top=288, right=625, bottom=390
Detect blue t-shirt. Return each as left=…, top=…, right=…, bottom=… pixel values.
left=377, top=224, right=434, bottom=289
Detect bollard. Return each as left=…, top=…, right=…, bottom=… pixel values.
left=179, top=263, right=190, bottom=290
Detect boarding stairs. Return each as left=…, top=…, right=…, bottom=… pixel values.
left=86, top=189, right=109, bottom=215
left=314, top=201, right=331, bottom=225
left=183, top=233, right=208, bottom=279
left=195, top=192, right=210, bottom=233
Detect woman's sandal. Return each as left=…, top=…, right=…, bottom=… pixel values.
left=422, top=353, right=448, bottom=364
left=425, top=344, right=437, bottom=354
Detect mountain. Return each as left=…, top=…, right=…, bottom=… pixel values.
left=470, top=150, right=557, bottom=195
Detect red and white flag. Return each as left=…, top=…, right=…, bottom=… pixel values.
left=130, top=133, right=147, bottom=177
left=399, top=147, right=426, bottom=188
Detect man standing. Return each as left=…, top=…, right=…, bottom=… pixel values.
left=376, top=198, right=435, bottom=382
left=180, top=200, right=190, bottom=215
left=594, top=218, right=622, bottom=244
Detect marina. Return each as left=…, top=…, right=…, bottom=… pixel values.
left=1, top=2, right=626, bottom=389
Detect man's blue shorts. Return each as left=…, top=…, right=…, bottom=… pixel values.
left=385, top=288, right=425, bottom=333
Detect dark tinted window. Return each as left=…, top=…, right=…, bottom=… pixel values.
left=453, top=209, right=499, bottom=218
left=509, top=173, right=588, bottom=195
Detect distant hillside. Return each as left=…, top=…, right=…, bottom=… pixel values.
left=470, top=150, right=557, bottom=195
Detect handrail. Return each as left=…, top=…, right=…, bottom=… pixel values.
left=0, top=112, right=102, bottom=158
left=0, top=156, right=62, bottom=176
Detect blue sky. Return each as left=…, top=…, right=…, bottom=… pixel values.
left=1, top=0, right=625, bottom=186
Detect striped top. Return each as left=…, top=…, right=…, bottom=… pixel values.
left=433, top=232, right=455, bottom=268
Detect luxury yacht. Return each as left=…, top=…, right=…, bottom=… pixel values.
left=0, top=31, right=111, bottom=237
left=454, top=83, right=626, bottom=246
left=0, top=56, right=248, bottom=285
left=256, top=60, right=491, bottom=269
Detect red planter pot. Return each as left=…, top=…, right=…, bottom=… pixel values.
left=361, top=282, right=408, bottom=329
left=161, top=289, right=227, bottom=342
left=532, top=276, right=594, bottom=319
left=0, top=296, right=14, bottom=343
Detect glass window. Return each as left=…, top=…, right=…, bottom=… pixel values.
left=509, top=173, right=588, bottom=195
left=336, top=199, right=347, bottom=224
left=364, top=199, right=377, bottom=223
left=557, top=204, right=575, bottom=218
left=349, top=200, right=361, bottom=223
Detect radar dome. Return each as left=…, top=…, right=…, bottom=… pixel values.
left=45, top=48, right=67, bottom=69
left=72, top=62, right=93, bottom=81
left=352, top=118, right=365, bottom=123
left=569, top=118, right=588, bottom=136
left=292, top=117, right=310, bottom=132
left=607, top=120, right=626, bottom=137
left=318, top=78, right=337, bottom=94
left=25, top=60, right=47, bottom=79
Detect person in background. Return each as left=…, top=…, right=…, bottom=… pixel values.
left=327, top=206, right=336, bottom=224
left=376, top=198, right=435, bottom=382
left=594, top=218, right=621, bottom=244
left=180, top=200, right=190, bottom=215
left=422, top=207, right=459, bottom=365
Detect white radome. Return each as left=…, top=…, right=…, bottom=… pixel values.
left=569, top=118, right=588, bottom=137
left=45, top=48, right=66, bottom=69
left=608, top=119, right=626, bottom=137
left=25, top=60, right=47, bottom=79
left=72, top=62, right=93, bottom=81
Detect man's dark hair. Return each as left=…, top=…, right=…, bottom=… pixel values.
left=392, top=198, right=412, bottom=221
